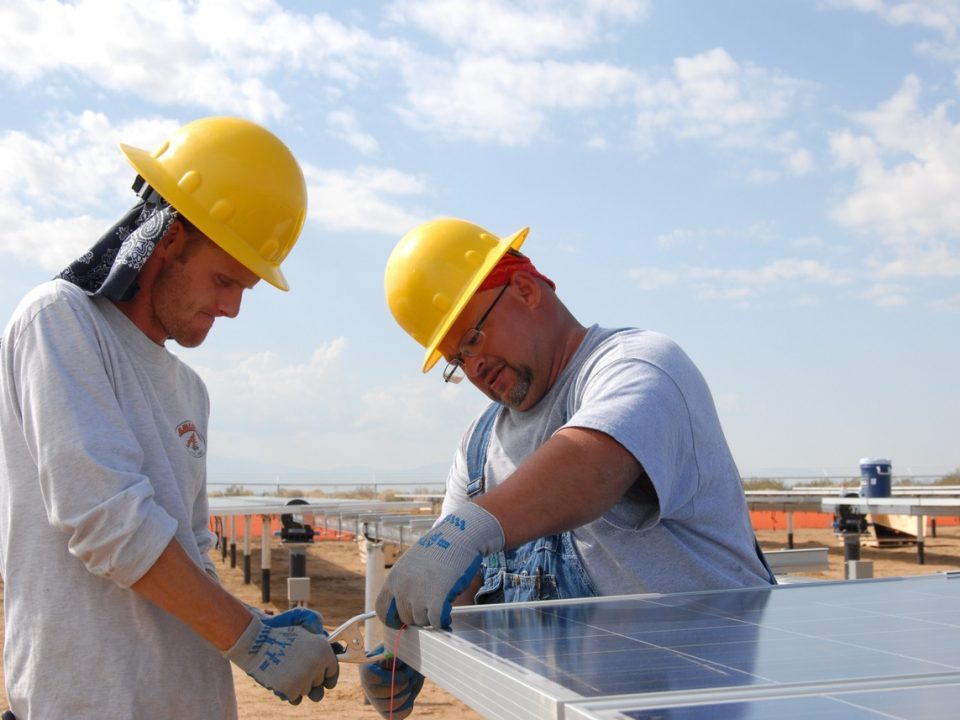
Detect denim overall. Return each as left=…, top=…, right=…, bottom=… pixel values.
left=467, top=403, right=599, bottom=604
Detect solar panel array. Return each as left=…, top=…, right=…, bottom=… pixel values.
left=394, top=573, right=960, bottom=720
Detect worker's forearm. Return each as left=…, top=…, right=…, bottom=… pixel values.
left=132, top=538, right=252, bottom=651
left=475, top=427, right=639, bottom=548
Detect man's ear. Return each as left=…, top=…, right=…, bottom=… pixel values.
left=155, top=217, right=187, bottom=257
left=510, top=270, right=542, bottom=309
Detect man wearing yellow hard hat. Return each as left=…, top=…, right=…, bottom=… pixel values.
left=365, top=217, right=776, bottom=717
left=0, top=117, right=338, bottom=718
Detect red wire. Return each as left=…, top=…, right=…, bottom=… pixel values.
left=388, top=624, right=408, bottom=720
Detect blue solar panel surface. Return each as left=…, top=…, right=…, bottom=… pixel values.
left=438, top=574, right=960, bottom=716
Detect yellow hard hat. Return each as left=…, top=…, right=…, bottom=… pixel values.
left=385, top=217, right=529, bottom=372
left=119, top=116, right=307, bottom=291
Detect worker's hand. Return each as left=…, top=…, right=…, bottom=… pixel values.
left=224, top=608, right=340, bottom=704
left=359, top=645, right=425, bottom=720
left=376, top=503, right=504, bottom=629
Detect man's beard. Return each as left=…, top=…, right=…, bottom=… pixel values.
left=500, top=365, right=533, bottom=408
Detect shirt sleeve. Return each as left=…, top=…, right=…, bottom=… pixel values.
left=564, top=355, right=698, bottom=520
left=8, top=292, right=177, bottom=588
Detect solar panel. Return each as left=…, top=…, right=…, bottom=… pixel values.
left=391, top=574, right=960, bottom=720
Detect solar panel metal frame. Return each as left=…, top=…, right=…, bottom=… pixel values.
left=562, top=675, right=960, bottom=719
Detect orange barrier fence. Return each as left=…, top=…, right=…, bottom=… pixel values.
left=750, top=510, right=960, bottom=531
left=208, top=510, right=958, bottom=538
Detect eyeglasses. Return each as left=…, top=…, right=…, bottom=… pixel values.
left=442, top=283, right=510, bottom=384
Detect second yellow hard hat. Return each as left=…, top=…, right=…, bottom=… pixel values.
left=385, top=217, right=529, bottom=372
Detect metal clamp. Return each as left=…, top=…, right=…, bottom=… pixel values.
left=328, top=611, right=387, bottom=663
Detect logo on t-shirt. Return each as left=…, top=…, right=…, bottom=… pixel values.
left=177, top=421, right=207, bottom=459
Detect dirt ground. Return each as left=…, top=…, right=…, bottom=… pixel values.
left=1, top=523, right=958, bottom=718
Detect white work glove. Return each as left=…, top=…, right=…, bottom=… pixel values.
left=376, top=503, right=504, bottom=629
left=224, top=608, right=340, bottom=704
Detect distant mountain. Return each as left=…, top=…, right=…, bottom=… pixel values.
left=206, top=454, right=449, bottom=493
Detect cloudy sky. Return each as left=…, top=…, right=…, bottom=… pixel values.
left=1, top=0, right=958, bottom=488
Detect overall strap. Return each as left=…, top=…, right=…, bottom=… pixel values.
left=466, top=402, right=502, bottom=498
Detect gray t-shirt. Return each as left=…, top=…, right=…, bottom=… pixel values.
left=442, top=325, right=770, bottom=595
left=0, top=280, right=236, bottom=718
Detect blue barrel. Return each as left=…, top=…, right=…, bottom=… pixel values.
left=859, top=458, right=892, bottom=497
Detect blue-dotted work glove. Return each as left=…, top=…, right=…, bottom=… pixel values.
left=359, top=645, right=425, bottom=720
left=224, top=607, right=340, bottom=704
left=375, top=503, right=504, bottom=629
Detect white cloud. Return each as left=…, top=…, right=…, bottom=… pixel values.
left=305, top=165, right=428, bottom=235
left=0, top=0, right=397, bottom=121
left=394, top=45, right=813, bottom=159
left=653, top=223, right=777, bottom=253
left=0, top=1, right=812, bottom=170
left=827, top=0, right=960, bottom=40
left=875, top=243, right=960, bottom=278
left=626, top=266, right=679, bottom=291
left=387, top=0, right=650, bottom=59
left=634, top=49, right=812, bottom=159
left=655, top=228, right=695, bottom=250
left=826, top=1, right=960, bottom=62
left=628, top=257, right=851, bottom=300
left=0, top=111, right=179, bottom=269
left=0, top=205, right=109, bottom=272
left=354, top=377, right=469, bottom=428
left=586, top=135, right=609, bottom=150
left=829, top=74, right=960, bottom=277
left=0, top=111, right=161, bottom=211
left=197, top=345, right=487, bottom=470
left=0, top=111, right=430, bottom=271
left=327, top=109, right=380, bottom=155
left=396, top=54, right=637, bottom=145
left=198, top=340, right=348, bottom=422
left=689, top=258, right=850, bottom=288
left=788, top=148, right=815, bottom=175
left=860, top=282, right=908, bottom=306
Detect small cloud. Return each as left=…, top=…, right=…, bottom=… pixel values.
left=387, top=0, right=651, bottom=59
left=197, top=340, right=349, bottom=420
left=655, top=228, right=695, bottom=249
left=626, top=265, right=679, bottom=291
left=860, top=282, right=908, bottom=307
left=0, top=111, right=180, bottom=270
left=305, top=165, right=428, bottom=234
left=825, top=0, right=960, bottom=43
left=787, top=147, right=814, bottom=175
left=586, top=135, right=609, bottom=150
left=627, top=255, right=851, bottom=303
left=747, top=168, right=780, bottom=184
left=874, top=243, right=960, bottom=278
left=327, top=109, right=380, bottom=155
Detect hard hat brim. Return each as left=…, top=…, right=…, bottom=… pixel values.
left=421, top=225, right=529, bottom=372
left=119, top=142, right=291, bottom=291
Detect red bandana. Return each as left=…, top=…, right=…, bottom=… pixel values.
left=477, top=252, right=556, bottom=291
